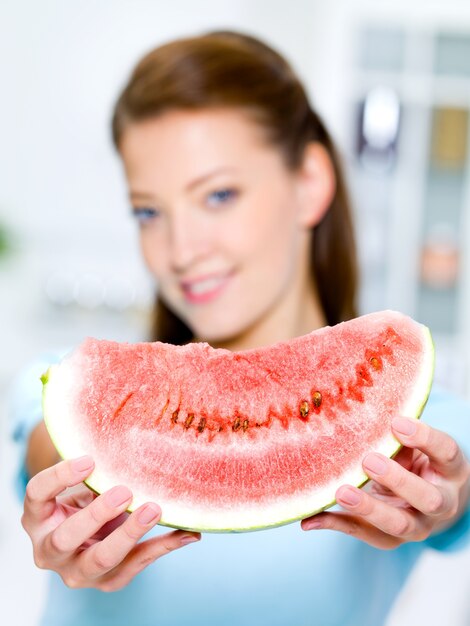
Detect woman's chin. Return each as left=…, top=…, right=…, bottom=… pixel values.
left=190, top=319, right=249, bottom=348
left=194, top=328, right=242, bottom=347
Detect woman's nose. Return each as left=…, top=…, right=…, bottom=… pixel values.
left=168, top=212, right=209, bottom=272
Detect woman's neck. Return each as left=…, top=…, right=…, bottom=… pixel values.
left=207, top=266, right=327, bottom=352
left=211, top=294, right=326, bottom=352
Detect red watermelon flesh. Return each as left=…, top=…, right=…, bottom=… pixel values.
left=42, top=310, right=434, bottom=532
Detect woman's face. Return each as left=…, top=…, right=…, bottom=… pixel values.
left=119, top=108, right=317, bottom=346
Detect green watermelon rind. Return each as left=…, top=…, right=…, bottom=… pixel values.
left=41, top=322, right=434, bottom=533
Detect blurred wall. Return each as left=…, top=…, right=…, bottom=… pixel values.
left=1, top=2, right=470, bottom=625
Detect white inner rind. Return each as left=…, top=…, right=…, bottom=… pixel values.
left=84, top=433, right=401, bottom=532
left=43, top=320, right=435, bottom=533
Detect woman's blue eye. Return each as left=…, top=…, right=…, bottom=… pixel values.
left=132, top=207, right=160, bottom=224
left=206, top=188, right=237, bottom=207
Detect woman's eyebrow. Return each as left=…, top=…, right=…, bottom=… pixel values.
left=184, top=166, right=237, bottom=192
left=130, top=191, right=154, bottom=203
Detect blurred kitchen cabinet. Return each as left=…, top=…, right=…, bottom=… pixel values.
left=348, top=26, right=470, bottom=396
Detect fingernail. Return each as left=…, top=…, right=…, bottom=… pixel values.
left=304, top=521, right=322, bottom=531
left=72, top=455, right=94, bottom=474
left=363, top=453, right=387, bottom=476
left=137, top=504, right=161, bottom=525
left=338, top=487, right=361, bottom=506
left=180, top=534, right=200, bottom=545
left=393, top=417, right=417, bottom=436
left=106, top=486, right=132, bottom=507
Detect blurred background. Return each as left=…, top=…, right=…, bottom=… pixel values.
left=1, top=0, right=470, bottom=623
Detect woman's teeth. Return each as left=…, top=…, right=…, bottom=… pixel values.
left=186, top=277, right=225, bottom=295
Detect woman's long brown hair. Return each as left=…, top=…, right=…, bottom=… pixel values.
left=112, top=30, right=358, bottom=344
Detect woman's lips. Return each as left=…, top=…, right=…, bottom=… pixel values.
left=180, top=273, right=233, bottom=304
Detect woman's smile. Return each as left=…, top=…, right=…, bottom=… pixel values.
left=179, top=271, right=235, bottom=304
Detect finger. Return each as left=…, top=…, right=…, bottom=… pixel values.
left=86, top=526, right=201, bottom=590
left=334, top=484, right=430, bottom=540
left=362, top=453, right=450, bottom=517
left=78, top=502, right=162, bottom=579
left=392, top=445, right=416, bottom=471
left=392, top=417, right=465, bottom=478
left=102, top=529, right=201, bottom=591
left=25, top=456, right=95, bottom=521
left=301, top=512, right=401, bottom=550
left=63, top=486, right=96, bottom=510
left=46, top=486, right=133, bottom=559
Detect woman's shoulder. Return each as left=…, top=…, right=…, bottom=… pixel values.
left=422, top=383, right=470, bottom=456
left=8, top=348, right=70, bottom=498
left=9, top=348, right=69, bottom=441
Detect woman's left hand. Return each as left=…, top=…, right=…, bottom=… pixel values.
left=301, top=416, right=470, bottom=549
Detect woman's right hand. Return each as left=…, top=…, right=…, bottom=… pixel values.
left=21, top=455, right=201, bottom=592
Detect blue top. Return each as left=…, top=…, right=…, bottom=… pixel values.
left=9, top=354, right=470, bottom=626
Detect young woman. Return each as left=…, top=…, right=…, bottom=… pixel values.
left=14, top=30, right=470, bottom=626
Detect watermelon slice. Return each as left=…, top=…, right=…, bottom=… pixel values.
left=42, top=310, right=434, bottom=532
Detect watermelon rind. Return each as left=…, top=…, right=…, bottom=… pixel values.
left=41, top=315, right=435, bottom=533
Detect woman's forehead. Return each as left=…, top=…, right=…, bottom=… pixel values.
left=120, top=109, right=283, bottom=190
left=121, top=108, right=270, bottom=155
